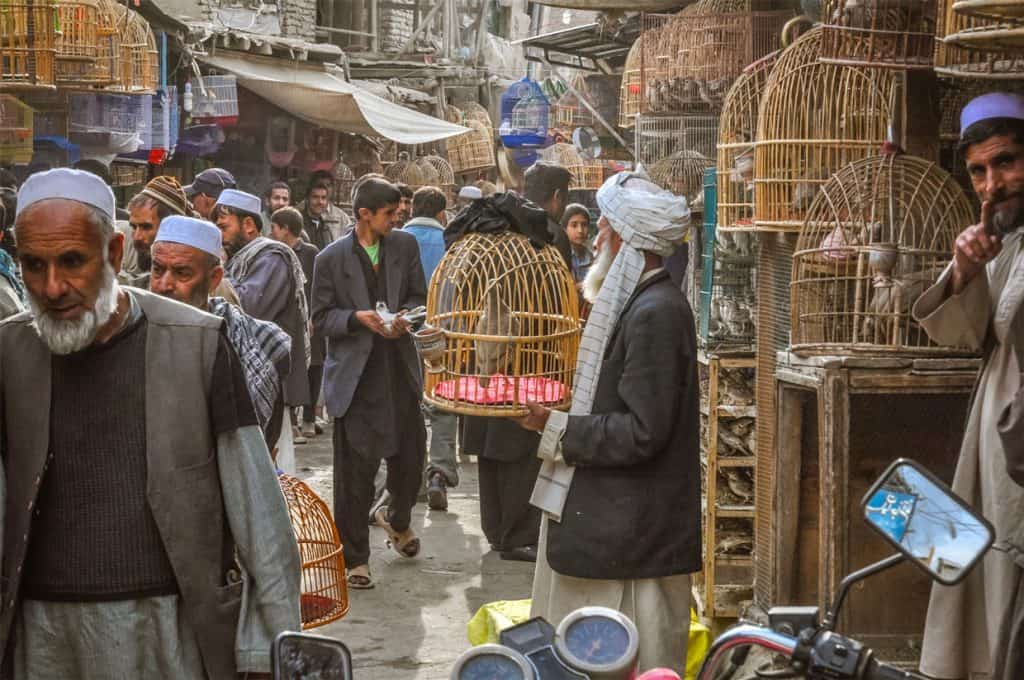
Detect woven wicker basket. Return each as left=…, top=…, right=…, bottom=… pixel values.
left=278, top=474, right=349, bottom=629
left=0, top=1, right=57, bottom=91
left=791, top=153, right=974, bottom=354
left=935, top=0, right=1024, bottom=77
left=819, top=0, right=936, bottom=69
left=754, top=27, right=897, bottom=231
left=423, top=232, right=581, bottom=417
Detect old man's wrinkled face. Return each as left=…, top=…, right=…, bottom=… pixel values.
left=150, top=241, right=223, bottom=310
left=16, top=199, right=122, bottom=354
left=583, top=216, right=621, bottom=304
left=966, top=133, right=1024, bottom=233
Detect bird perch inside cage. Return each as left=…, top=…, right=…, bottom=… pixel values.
left=791, top=152, right=975, bottom=355
left=422, top=232, right=581, bottom=417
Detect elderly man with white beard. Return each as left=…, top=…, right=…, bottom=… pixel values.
left=0, top=168, right=301, bottom=679
left=516, top=170, right=701, bottom=674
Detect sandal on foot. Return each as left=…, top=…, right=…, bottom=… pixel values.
left=373, top=507, right=421, bottom=558
left=347, top=565, right=375, bottom=589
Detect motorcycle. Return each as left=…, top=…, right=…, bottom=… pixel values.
left=697, top=457, right=994, bottom=680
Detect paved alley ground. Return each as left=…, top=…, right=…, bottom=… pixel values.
left=293, top=426, right=535, bottom=679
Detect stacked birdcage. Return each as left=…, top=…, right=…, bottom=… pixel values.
left=791, top=153, right=974, bottom=354
left=717, top=52, right=778, bottom=232
left=553, top=74, right=596, bottom=128
left=635, top=113, right=720, bottom=167
left=947, top=0, right=1024, bottom=50
left=618, top=35, right=646, bottom=128
left=0, top=95, right=33, bottom=164
left=420, top=154, right=457, bottom=205
left=277, top=474, right=349, bottom=629
left=754, top=27, right=897, bottom=231
left=55, top=0, right=121, bottom=86
left=446, top=121, right=495, bottom=174
left=649, top=149, right=715, bottom=204
left=934, top=0, right=1024, bottom=76
left=0, top=0, right=58, bottom=90
left=819, top=0, right=936, bottom=69
left=543, top=143, right=606, bottom=191
left=115, top=9, right=158, bottom=93
left=385, top=152, right=427, bottom=187
left=54, top=0, right=100, bottom=68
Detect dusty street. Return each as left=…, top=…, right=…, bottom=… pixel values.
left=293, top=425, right=535, bottom=679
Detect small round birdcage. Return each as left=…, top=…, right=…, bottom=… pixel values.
left=115, top=9, right=158, bottom=93
left=717, top=52, right=778, bottom=232
left=447, top=121, right=495, bottom=175
left=554, top=75, right=596, bottom=128
left=0, top=1, right=57, bottom=91
left=421, top=154, right=457, bottom=205
left=935, top=0, right=1024, bottom=77
left=386, top=152, right=427, bottom=187
left=755, top=27, right=897, bottom=231
left=55, top=0, right=100, bottom=64
left=649, top=149, right=715, bottom=204
left=819, top=0, right=936, bottom=69
left=421, top=232, right=581, bottom=417
left=619, top=35, right=645, bottom=128
left=277, top=473, right=349, bottom=629
left=791, top=153, right=974, bottom=355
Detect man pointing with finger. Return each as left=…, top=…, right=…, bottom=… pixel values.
left=914, top=93, right=1024, bottom=680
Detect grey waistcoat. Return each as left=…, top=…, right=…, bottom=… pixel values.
left=0, top=289, right=241, bottom=679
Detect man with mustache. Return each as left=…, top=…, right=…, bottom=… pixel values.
left=914, top=92, right=1024, bottom=680
left=0, top=168, right=300, bottom=678
left=124, top=175, right=191, bottom=289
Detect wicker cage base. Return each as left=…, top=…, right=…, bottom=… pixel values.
left=953, top=0, right=1024, bottom=21
left=946, top=24, right=1024, bottom=50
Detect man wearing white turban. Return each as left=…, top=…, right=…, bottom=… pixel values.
left=516, top=170, right=701, bottom=673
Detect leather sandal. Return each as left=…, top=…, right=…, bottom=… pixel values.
left=373, top=507, right=421, bottom=558
left=347, top=565, right=375, bottom=589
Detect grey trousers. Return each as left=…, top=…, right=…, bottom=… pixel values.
left=424, top=404, right=459, bottom=487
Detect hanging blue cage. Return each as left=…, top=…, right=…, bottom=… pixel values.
left=499, top=77, right=549, bottom=148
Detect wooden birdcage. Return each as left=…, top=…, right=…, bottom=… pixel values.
left=554, top=74, right=596, bottom=128
left=754, top=27, right=897, bottom=231
left=54, top=0, right=100, bottom=66
left=444, top=103, right=463, bottom=124
left=619, top=35, right=645, bottom=128
left=717, top=52, right=778, bottom=233
left=385, top=152, right=426, bottom=187
left=421, top=232, right=582, bottom=417
left=543, top=143, right=605, bottom=190
left=278, top=474, right=349, bottom=629
left=0, top=0, right=58, bottom=91
left=115, top=8, right=157, bottom=93
left=463, top=101, right=493, bottom=133
left=0, top=95, right=33, bottom=163
left=447, top=121, right=495, bottom=175
left=649, top=149, right=715, bottom=203
left=421, top=154, right=457, bottom=205
left=953, top=0, right=1024, bottom=21
left=335, top=159, right=355, bottom=205
left=935, top=0, right=1024, bottom=77
left=791, top=153, right=974, bottom=354
left=415, top=156, right=441, bottom=187
left=635, top=113, right=720, bottom=167
left=819, top=0, right=936, bottom=69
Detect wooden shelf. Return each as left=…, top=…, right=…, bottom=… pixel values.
left=714, top=555, right=753, bottom=567
left=718, top=456, right=756, bottom=468
left=715, top=506, right=756, bottom=518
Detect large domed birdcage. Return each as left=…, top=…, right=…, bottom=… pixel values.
left=618, top=35, right=645, bottom=128
left=554, top=74, right=597, bottom=128
left=754, top=27, right=897, bottom=231
left=54, top=0, right=100, bottom=67
left=649, top=149, right=715, bottom=204
left=717, top=52, right=778, bottom=232
left=114, top=8, right=157, bottom=93
left=934, top=0, right=1024, bottom=77
left=0, top=0, right=57, bottom=91
left=420, top=232, right=581, bottom=417
left=386, top=152, right=427, bottom=187
left=277, top=474, right=349, bottom=629
left=419, top=154, right=457, bottom=205
left=819, top=0, right=936, bottom=69
left=447, top=121, right=495, bottom=175
left=791, top=153, right=974, bottom=355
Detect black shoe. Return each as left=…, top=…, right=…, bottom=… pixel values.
left=500, top=545, right=537, bottom=563
left=427, top=472, right=448, bottom=511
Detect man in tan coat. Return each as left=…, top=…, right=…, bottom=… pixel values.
left=913, top=93, right=1024, bottom=680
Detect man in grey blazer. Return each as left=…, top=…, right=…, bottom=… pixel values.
left=311, top=178, right=428, bottom=590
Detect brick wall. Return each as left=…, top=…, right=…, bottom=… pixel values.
left=282, top=0, right=317, bottom=42
left=380, top=0, right=415, bottom=53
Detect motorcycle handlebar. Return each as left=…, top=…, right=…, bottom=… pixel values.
left=863, top=658, right=927, bottom=680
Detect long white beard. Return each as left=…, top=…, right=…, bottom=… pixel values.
left=27, top=262, right=120, bottom=355
left=582, top=245, right=614, bottom=304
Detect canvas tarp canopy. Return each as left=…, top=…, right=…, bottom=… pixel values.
left=198, top=51, right=468, bottom=144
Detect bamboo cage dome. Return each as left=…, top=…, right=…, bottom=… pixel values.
left=386, top=152, right=427, bottom=187
left=791, top=153, right=974, bottom=355
left=934, top=0, right=1024, bottom=77
left=115, top=8, right=158, bottom=93
left=819, top=0, right=936, bottom=69
left=717, top=51, right=778, bottom=232
left=446, top=120, right=495, bottom=174
left=618, top=34, right=645, bottom=128
left=277, top=474, right=349, bottom=629
left=54, top=0, right=100, bottom=63
left=0, top=0, right=58, bottom=91
left=414, top=157, right=441, bottom=187
left=554, top=75, right=596, bottom=128
left=422, top=232, right=582, bottom=417
left=754, top=26, right=897, bottom=231
left=543, top=142, right=606, bottom=190
left=650, top=149, right=715, bottom=203
left=463, top=101, right=493, bottom=133
left=420, top=154, right=457, bottom=205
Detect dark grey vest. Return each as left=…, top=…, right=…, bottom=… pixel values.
left=0, top=289, right=240, bottom=679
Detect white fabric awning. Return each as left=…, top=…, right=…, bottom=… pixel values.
left=198, top=51, right=468, bottom=144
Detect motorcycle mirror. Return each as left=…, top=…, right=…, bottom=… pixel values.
left=862, top=458, right=994, bottom=586
left=271, top=631, right=354, bottom=680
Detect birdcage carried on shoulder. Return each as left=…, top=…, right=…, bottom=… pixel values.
left=277, top=473, right=349, bottom=629
left=791, top=153, right=975, bottom=355
left=0, top=0, right=58, bottom=91
left=419, top=232, right=582, bottom=417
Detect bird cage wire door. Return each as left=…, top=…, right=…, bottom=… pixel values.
left=0, top=0, right=58, bottom=90
left=717, top=52, right=778, bottom=232
left=0, top=95, right=34, bottom=163
left=277, top=474, right=349, bottom=629
left=423, top=232, right=582, bottom=417
left=499, top=77, right=549, bottom=148
left=754, top=27, right=897, bottom=231
left=791, top=153, right=975, bottom=354
left=934, top=0, right=1024, bottom=77
left=635, top=113, right=720, bottom=167
left=819, top=0, right=937, bottom=69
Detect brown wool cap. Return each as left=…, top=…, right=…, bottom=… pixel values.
left=138, top=176, right=189, bottom=216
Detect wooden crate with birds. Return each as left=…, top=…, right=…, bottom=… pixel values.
left=0, top=0, right=57, bottom=91
left=754, top=26, right=898, bottom=231
left=420, top=232, right=582, bottom=417
left=790, top=152, right=977, bottom=355
left=819, top=0, right=936, bottom=69
left=934, top=0, right=1024, bottom=77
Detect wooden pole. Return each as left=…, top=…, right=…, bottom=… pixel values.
left=399, top=1, right=444, bottom=56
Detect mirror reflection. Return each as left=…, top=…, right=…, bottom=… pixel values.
left=274, top=633, right=353, bottom=680
left=864, top=462, right=992, bottom=585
